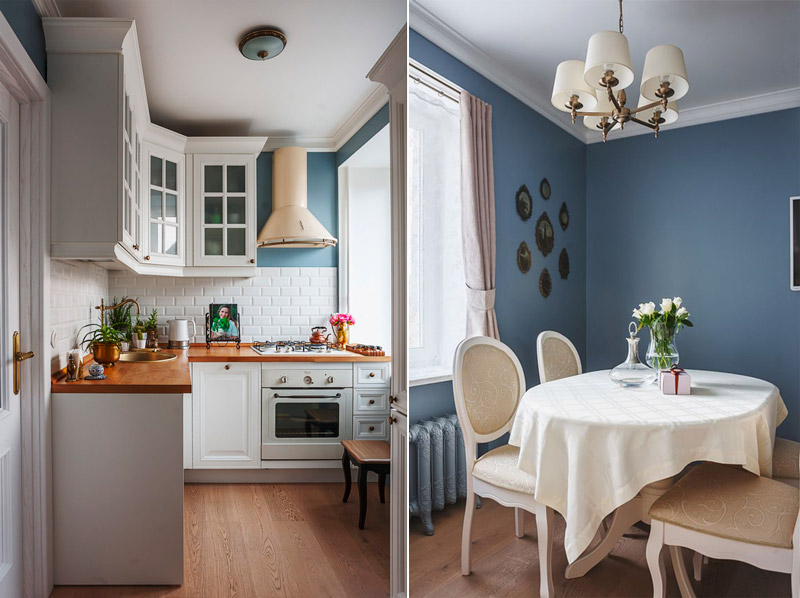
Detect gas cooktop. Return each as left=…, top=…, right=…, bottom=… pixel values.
left=251, top=340, right=349, bottom=355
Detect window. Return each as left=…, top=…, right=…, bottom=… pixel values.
left=409, top=64, right=467, bottom=385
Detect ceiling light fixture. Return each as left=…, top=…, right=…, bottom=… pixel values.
left=239, top=29, right=287, bottom=61
left=551, top=0, right=688, bottom=141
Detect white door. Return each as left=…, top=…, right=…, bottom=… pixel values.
left=0, top=80, right=23, bottom=597
left=389, top=409, right=407, bottom=598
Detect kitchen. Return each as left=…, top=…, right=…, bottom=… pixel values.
left=0, top=1, right=407, bottom=596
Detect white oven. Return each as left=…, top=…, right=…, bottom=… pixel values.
left=261, top=363, right=353, bottom=461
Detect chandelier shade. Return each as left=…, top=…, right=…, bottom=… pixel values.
left=552, top=60, right=598, bottom=112
left=640, top=44, right=689, bottom=101
left=637, top=94, right=679, bottom=125
left=583, top=93, right=615, bottom=131
left=583, top=31, right=634, bottom=90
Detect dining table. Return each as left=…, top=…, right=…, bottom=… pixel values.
left=508, top=369, right=789, bottom=579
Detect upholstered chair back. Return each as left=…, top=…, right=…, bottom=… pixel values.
left=453, top=336, right=526, bottom=464
left=536, top=330, right=582, bottom=384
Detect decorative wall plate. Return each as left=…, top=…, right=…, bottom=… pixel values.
left=559, top=248, right=570, bottom=279
left=535, top=212, right=555, bottom=257
left=517, top=241, right=531, bottom=274
left=540, top=178, right=551, bottom=200
left=559, top=201, right=569, bottom=231
left=515, top=185, right=533, bottom=221
left=539, top=268, right=552, bottom=298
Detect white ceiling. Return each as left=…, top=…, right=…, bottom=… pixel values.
left=55, top=0, right=406, bottom=147
left=411, top=0, right=800, bottom=142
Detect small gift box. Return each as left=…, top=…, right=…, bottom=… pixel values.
left=659, top=366, right=691, bottom=395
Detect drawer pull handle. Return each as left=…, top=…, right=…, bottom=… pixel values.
left=389, top=395, right=395, bottom=404
left=368, top=426, right=375, bottom=432
left=388, top=416, right=396, bottom=426
left=224, top=364, right=230, bottom=370
left=369, top=372, right=375, bottom=378
left=368, top=399, right=375, bottom=405
left=273, top=393, right=341, bottom=399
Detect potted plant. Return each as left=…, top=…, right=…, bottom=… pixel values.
left=132, top=321, right=147, bottom=349
left=144, top=308, right=159, bottom=348
left=79, top=316, right=126, bottom=367
left=106, top=296, right=135, bottom=351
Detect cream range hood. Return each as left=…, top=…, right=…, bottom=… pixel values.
left=257, top=146, right=337, bottom=248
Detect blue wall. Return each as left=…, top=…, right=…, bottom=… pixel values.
left=255, top=152, right=339, bottom=268
left=336, top=103, right=390, bottom=167
left=587, top=109, right=800, bottom=441
left=0, top=0, right=45, bottom=79
left=409, top=30, right=588, bottom=424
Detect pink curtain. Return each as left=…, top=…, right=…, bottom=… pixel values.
left=460, top=92, right=499, bottom=340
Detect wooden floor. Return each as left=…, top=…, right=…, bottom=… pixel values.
left=51, top=482, right=390, bottom=598
left=410, top=498, right=792, bottom=598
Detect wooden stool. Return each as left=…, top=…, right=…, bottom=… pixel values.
left=341, top=440, right=390, bottom=530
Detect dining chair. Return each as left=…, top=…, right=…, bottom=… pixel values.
left=774, top=437, right=800, bottom=487
left=536, top=330, right=582, bottom=384
left=453, top=336, right=555, bottom=598
left=646, top=459, right=799, bottom=598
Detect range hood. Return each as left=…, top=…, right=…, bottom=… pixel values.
left=257, top=146, right=337, bottom=248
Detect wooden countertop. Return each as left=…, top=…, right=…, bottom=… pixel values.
left=52, top=349, right=192, bottom=394
left=187, top=346, right=391, bottom=363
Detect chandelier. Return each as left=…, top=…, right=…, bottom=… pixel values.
left=551, top=0, right=688, bottom=141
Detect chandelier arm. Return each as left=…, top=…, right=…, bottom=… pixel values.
left=630, top=117, right=656, bottom=130
left=604, top=120, right=619, bottom=134
left=629, top=99, right=666, bottom=116
left=574, top=111, right=614, bottom=118
left=608, top=90, right=622, bottom=112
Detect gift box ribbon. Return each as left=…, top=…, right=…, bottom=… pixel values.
left=668, top=365, right=686, bottom=394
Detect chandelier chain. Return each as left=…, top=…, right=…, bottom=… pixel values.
left=619, top=0, right=624, bottom=34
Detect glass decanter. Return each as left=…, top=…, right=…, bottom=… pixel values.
left=609, top=322, right=657, bottom=387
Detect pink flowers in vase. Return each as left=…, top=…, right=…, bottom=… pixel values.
left=330, top=313, right=355, bottom=326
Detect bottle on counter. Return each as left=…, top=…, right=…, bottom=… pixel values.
left=66, top=352, right=78, bottom=382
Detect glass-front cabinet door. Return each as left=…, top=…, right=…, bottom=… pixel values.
left=144, top=144, right=185, bottom=265
left=193, top=154, right=256, bottom=267
left=121, top=92, right=143, bottom=259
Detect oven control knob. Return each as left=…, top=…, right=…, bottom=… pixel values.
left=279, top=376, right=287, bottom=384
left=327, top=376, right=334, bottom=384
left=304, top=375, right=313, bottom=385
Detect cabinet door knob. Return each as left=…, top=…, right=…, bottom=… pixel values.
left=389, top=395, right=395, bottom=404
left=144, top=255, right=151, bottom=261
left=368, top=399, right=375, bottom=405
left=368, top=426, right=375, bottom=432
left=388, top=416, right=396, bottom=426
left=224, top=364, right=230, bottom=370
left=369, top=372, right=375, bottom=378
left=250, top=258, right=255, bottom=264
left=280, top=376, right=287, bottom=384
left=133, top=244, right=139, bottom=250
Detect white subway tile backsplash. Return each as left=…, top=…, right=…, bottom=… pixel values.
left=107, top=266, right=336, bottom=342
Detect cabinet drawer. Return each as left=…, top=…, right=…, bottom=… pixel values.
left=354, top=389, right=390, bottom=414
left=354, top=363, right=390, bottom=387
left=353, top=416, right=389, bottom=440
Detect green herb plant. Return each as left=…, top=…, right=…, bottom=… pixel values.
left=78, top=316, right=126, bottom=352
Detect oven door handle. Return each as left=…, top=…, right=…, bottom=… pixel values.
left=272, top=393, right=342, bottom=399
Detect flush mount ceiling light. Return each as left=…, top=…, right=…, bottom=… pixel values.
left=552, top=0, right=688, bottom=142
left=239, top=29, right=287, bottom=61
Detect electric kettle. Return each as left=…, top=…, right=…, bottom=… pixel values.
left=167, top=318, right=197, bottom=349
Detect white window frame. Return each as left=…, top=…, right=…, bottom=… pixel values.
left=408, top=61, right=467, bottom=387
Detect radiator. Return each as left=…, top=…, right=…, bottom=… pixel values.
left=409, top=414, right=468, bottom=535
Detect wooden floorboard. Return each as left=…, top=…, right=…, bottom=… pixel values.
left=410, top=498, right=792, bottom=598
left=50, top=482, right=390, bottom=598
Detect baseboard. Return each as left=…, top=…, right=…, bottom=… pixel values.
left=184, top=468, right=380, bottom=484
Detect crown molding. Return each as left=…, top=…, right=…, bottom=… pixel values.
left=410, top=1, right=587, bottom=143
left=586, top=87, right=800, bottom=144
left=32, top=0, right=60, bottom=18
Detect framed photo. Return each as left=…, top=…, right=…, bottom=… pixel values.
left=206, top=303, right=241, bottom=348
left=792, top=197, right=800, bottom=291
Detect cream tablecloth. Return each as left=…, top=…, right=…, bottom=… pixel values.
left=508, top=370, right=788, bottom=563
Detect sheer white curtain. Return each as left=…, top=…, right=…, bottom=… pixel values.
left=460, top=92, right=499, bottom=339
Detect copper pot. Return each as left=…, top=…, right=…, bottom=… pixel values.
left=92, top=342, right=121, bottom=367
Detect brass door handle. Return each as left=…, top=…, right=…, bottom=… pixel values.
left=13, top=331, right=35, bottom=395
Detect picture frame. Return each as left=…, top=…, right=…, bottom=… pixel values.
left=206, top=303, right=241, bottom=349
left=791, top=196, right=800, bottom=291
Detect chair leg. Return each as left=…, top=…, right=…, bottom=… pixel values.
left=646, top=520, right=667, bottom=598
left=692, top=551, right=703, bottom=582
left=378, top=471, right=387, bottom=504
left=357, top=466, right=368, bottom=530
left=461, top=490, right=476, bottom=576
left=514, top=507, right=524, bottom=538
left=341, top=451, right=351, bottom=503
left=535, top=503, right=555, bottom=598
left=670, top=546, right=697, bottom=598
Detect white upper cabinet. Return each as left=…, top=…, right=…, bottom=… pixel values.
left=44, top=18, right=265, bottom=276
left=190, top=151, right=258, bottom=267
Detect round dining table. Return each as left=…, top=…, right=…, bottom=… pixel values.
left=508, top=369, right=789, bottom=578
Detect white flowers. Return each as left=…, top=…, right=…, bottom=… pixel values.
left=673, top=296, right=683, bottom=309
left=632, top=301, right=656, bottom=320
left=676, top=306, right=689, bottom=317
left=660, top=298, right=673, bottom=313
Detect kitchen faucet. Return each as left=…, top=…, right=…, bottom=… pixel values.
left=94, top=298, right=141, bottom=326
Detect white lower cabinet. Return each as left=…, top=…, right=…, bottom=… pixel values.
left=192, top=362, right=261, bottom=469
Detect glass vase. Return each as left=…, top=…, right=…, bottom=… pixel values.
left=609, top=324, right=657, bottom=387
left=646, top=321, right=679, bottom=371
left=336, top=323, right=349, bottom=349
